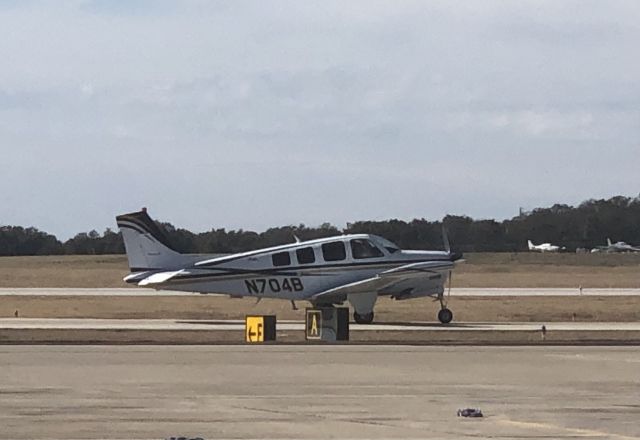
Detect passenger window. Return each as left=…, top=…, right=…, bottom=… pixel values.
left=272, top=251, right=291, bottom=267
left=351, top=239, right=384, bottom=259
left=322, top=241, right=346, bottom=261
left=296, top=247, right=315, bottom=264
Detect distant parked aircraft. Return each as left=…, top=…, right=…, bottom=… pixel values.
left=592, top=238, right=640, bottom=253
left=527, top=240, right=561, bottom=253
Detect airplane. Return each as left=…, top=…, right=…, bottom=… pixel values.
left=527, top=240, right=561, bottom=252
left=592, top=238, right=640, bottom=253
left=116, top=209, right=463, bottom=324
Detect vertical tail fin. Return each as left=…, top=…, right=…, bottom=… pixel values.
left=116, top=209, right=185, bottom=272
left=527, top=240, right=534, bottom=250
left=607, top=238, right=612, bottom=247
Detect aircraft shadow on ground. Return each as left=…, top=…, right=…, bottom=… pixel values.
left=373, top=321, right=479, bottom=328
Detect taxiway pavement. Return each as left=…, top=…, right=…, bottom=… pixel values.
left=1, top=345, right=638, bottom=440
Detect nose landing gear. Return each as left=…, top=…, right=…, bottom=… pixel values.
left=435, top=267, right=455, bottom=324
left=438, top=307, right=453, bottom=324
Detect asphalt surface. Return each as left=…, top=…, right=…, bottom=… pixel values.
left=1, top=345, right=639, bottom=440
left=3, top=319, right=640, bottom=345
left=2, top=287, right=639, bottom=296
left=2, top=318, right=640, bottom=332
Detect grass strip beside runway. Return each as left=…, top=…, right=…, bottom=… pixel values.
left=2, top=294, right=640, bottom=322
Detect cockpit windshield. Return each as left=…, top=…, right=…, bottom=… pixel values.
left=370, top=235, right=400, bottom=254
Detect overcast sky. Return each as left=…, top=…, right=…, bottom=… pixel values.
left=1, top=1, right=639, bottom=239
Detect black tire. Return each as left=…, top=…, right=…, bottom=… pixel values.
left=353, top=311, right=374, bottom=324
left=438, top=308, right=453, bottom=324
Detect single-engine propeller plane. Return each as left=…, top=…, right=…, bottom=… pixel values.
left=116, top=209, right=463, bottom=324
left=527, top=240, right=561, bottom=253
left=593, top=238, right=640, bottom=253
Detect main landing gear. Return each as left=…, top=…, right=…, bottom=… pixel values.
left=353, top=311, right=374, bottom=324
left=349, top=292, right=377, bottom=324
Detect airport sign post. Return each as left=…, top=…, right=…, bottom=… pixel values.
left=245, top=315, right=276, bottom=343
left=305, top=307, right=349, bottom=342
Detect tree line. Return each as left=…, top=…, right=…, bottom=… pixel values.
left=1, top=195, right=639, bottom=256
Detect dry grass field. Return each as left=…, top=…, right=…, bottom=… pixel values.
left=0, top=252, right=639, bottom=288
left=2, top=294, right=640, bottom=322
left=0, top=255, right=127, bottom=288
left=458, top=252, right=640, bottom=288
left=0, top=254, right=639, bottom=322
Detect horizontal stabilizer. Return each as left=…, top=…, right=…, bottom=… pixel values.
left=123, top=271, right=154, bottom=284
left=138, top=270, right=184, bottom=286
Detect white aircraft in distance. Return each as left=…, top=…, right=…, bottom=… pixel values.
left=527, top=240, right=561, bottom=252
left=592, top=238, right=640, bottom=253
left=116, top=209, right=463, bottom=324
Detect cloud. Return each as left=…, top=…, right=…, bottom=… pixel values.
left=0, top=1, right=639, bottom=237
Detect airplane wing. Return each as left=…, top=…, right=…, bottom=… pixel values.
left=310, top=261, right=454, bottom=303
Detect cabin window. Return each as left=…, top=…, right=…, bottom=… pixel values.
left=296, top=247, right=315, bottom=264
left=322, top=241, right=346, bottom=261
left=351, top=239, right=384, bottom=259
left=272, top=251, right=291, bottom=267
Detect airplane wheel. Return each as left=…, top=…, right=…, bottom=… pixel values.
left=438, top=308, right=453, bottom=324
left=354, top=311, right=374, bottom=324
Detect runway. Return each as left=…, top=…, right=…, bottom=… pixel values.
left=2, top=317, right=640, bottom=332
left=1, top=345, right=639, bottom=440
left=2, top=287, right=639, bottom=296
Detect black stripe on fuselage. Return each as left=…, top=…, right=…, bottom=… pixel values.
left=164, top=258, right=452, bottom=283
left=195, top=246, right=308, bottom=267
left=130, top=267, right=166, bottom=272
left=205, top=258, right=450, bottom=273
left=197, top=248, right=454, bottom=267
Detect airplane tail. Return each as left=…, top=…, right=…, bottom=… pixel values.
left=527, top=240, right=534, bottom=250
left=607, top=238, right=612, bottom=247
left=116, top=209, right=187, bottom=272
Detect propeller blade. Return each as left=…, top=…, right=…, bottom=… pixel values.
left=442, top=225, right=451, bottom=254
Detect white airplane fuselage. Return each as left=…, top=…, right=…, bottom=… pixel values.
left=528, top=240, right=560, bottom=252
left=124, top=235, right=453, bottom=301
